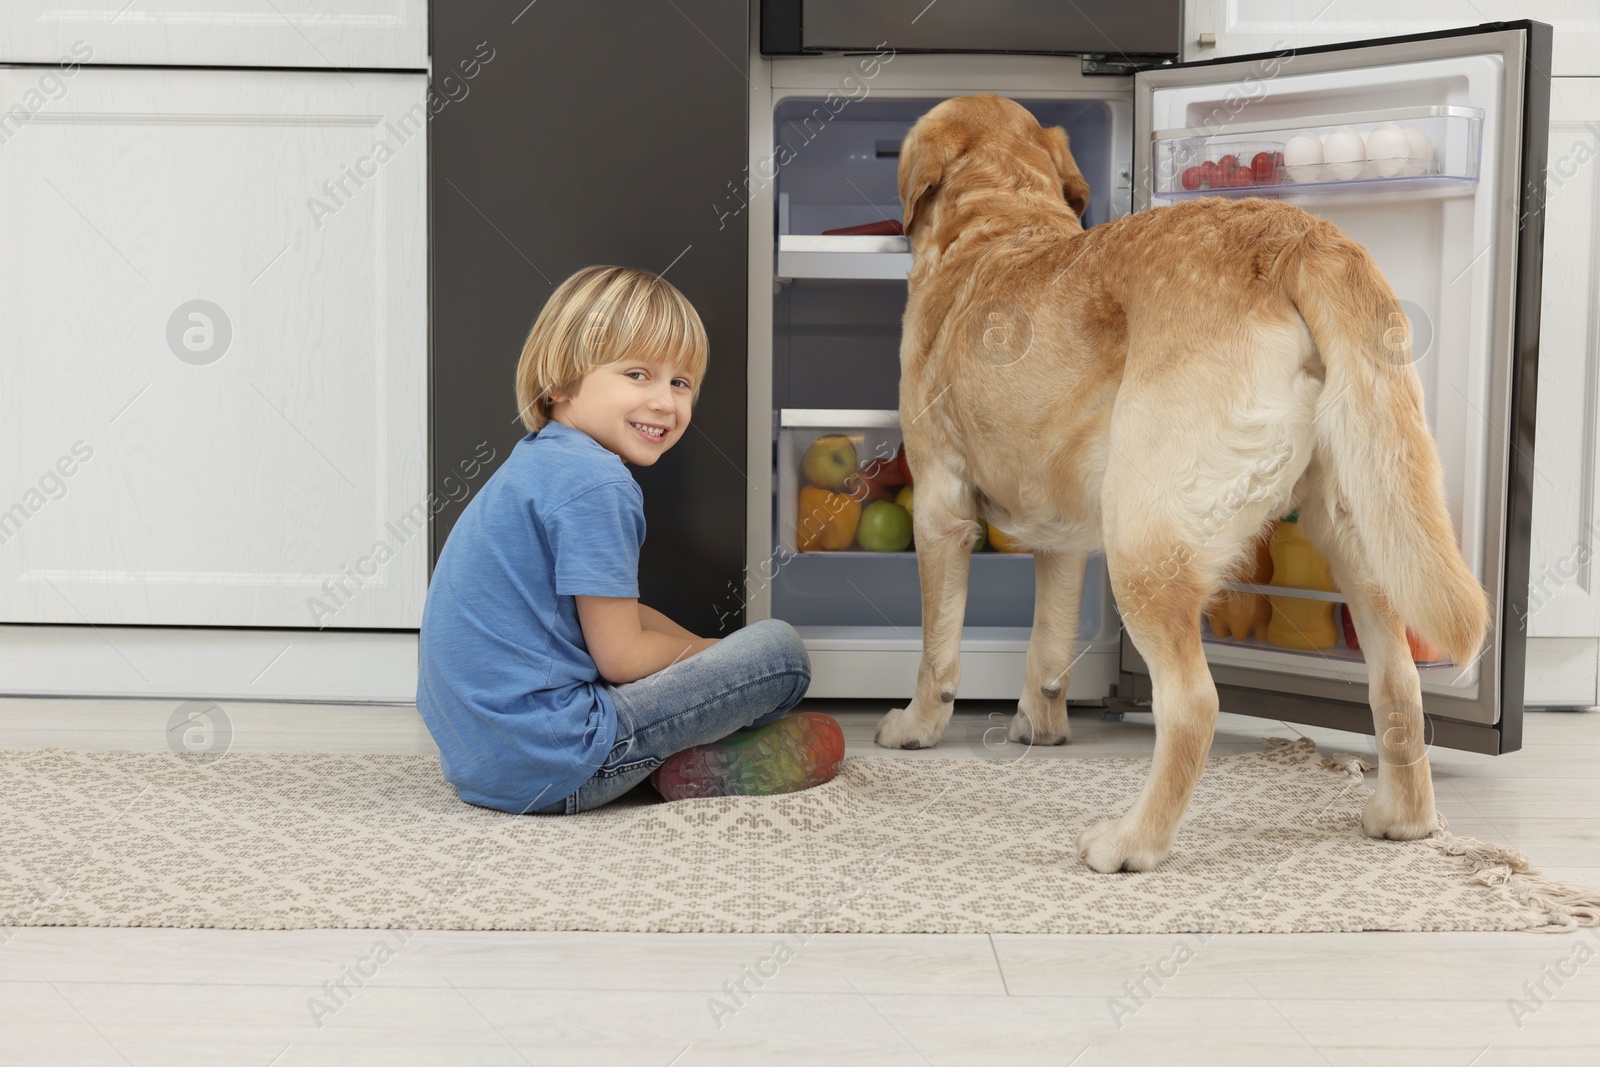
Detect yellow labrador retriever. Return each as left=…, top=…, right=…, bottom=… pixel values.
left=877, top=94, right=1488, bottom=873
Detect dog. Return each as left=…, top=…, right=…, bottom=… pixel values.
left=875, top=94, right=1489, bottom=873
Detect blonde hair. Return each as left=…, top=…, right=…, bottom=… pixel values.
left=514, top=265, right=709, bottom=433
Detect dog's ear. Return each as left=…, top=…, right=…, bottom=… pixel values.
left=898, top=121, right=947, bottom=237
left=1041, top=125, right=1091, bottom=220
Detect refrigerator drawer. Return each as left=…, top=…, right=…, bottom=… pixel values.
left=774, top=407, right=1114, bottom=641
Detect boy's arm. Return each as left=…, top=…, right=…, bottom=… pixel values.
left=639, top=603, right=701, bottom=642
left=577, top=596, right=716, bottom=685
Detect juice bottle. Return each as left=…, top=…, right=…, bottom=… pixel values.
left=1206, top=526, right=1274, bottom=641
left=1266, top=510, right=1339, bottom=650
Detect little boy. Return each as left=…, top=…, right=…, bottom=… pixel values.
left=416, top=265, right=843, bottom=815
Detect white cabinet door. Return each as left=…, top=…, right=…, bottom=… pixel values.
left=0, top=1, right=427, bottom=69
left=0, top=67, right=428, bottom=629
left=1185, top=1, right=1600, bottom=76
left=1526, top=77, right=1600, bottom=639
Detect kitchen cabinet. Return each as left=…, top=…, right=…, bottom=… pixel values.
left=1184, top=1, right=1600, bottom=76
left=0, top=66, right=428, bottom=631
left=1529, top=77, right=1600, bottom=642
left=0, top=0, right=427, bottom=69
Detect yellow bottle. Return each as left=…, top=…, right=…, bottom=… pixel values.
left=1266, top=510, right=1339, bottom=650
left=1207, top=528, right=1274, bottom=641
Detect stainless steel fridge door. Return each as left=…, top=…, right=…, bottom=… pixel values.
left=1122, top=23, right=1552, bottom=755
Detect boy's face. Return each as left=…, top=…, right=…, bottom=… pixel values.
left=548, top=356, right=695, bottom=466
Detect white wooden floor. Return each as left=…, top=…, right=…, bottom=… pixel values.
left=1, top=696, right=1597, bottom=1066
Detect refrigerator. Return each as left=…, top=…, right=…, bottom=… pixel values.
left=748, top=18, right=1551, bottom=757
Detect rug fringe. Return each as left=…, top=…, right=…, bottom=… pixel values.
left=1318, top=750, right=1377, bottom=779
left=1424, top=832, right=1600, bottom=932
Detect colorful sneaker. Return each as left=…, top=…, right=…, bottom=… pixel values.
left=650, top=712, right=845, bottom=801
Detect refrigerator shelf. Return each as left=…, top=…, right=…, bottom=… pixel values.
left=1151, top=104, right=1482, bottom=199
left=776, top=234, right=912, bottom=281
left=780, top=407, right=899, bottom=428
left=1201, top=629, right=1453, bottom=670
left=1155, top=174, right=1480, bottom=202
left=1221, top=581, right=1344, bottom=604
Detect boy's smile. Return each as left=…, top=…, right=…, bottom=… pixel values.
left=548, top=358, right=694, bottom=466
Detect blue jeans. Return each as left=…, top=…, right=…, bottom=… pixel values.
left=532, top=618, right=813, bottom=814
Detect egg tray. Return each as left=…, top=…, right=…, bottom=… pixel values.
left=1150, top=106, right=1481, bottom=199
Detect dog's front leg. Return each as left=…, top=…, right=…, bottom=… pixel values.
left=875, top=462, right=978, bottom=750
left=1013, top=549, right=1085, bottom=745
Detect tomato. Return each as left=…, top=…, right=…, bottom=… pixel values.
left=1231, top=167, right=1253, bottom=187
left=1251, top=151, right=1275, bottom=184
left=1199, top=159, right=1218, bottom=182
left=1181, top=165, right=1204, bottom=191
left=1218, top=154, right=1239, bottom=171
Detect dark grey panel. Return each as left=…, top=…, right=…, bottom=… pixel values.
left=800, top=0, right=1180, bottom=57
left=431, top=1, right=749, bottom=637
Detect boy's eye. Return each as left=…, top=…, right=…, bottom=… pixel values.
left=626, top=370, right=692, bottom=389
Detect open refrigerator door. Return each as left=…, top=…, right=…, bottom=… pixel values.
left=1127, top=22, right=1552, bottom=754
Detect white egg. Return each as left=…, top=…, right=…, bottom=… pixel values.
left=1364, top=124, right=1409, bottom=178
left=1322, top=127, right=1366, bottom=181
left=1283, top=133, right=1323, bottom=183
left=1399, top=126, right=1434, bottom=176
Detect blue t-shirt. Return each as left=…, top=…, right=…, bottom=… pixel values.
left=416, top=420, right=645, bottom=813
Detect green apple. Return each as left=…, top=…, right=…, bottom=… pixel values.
left=802, top=434, right=858, bottom=491
left=892, top=486, right=982, bottom=553
left=856, top=501, right=912, bottom=552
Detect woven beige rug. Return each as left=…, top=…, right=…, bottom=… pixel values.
left=2, top=738, right=1595, bottom=934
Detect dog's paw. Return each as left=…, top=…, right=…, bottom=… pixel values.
left=1007, top=704, right=1070, bottom=746
left=1077, top=817, right=1168, bottom=873
left=874, top=705, right=943, bottom=750
left=1360, top=779, right=1439, bottom=841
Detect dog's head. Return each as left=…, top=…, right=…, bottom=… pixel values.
left=898, top=94, right=1091, bottom=245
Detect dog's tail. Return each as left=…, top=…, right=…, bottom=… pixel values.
left=1281, top=221, right=1488, bottom=668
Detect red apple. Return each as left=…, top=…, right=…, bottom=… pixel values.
left=893, top=445, right=914, bottom=487
left=1342, top=603, right=1447, bottom=662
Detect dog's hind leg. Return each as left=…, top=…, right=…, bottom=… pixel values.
left=1295, top=465, right=1439, bottom=840
left=1011, top=548, right=1087, bottom=745
left=1080, top=525, right=1222, bottom=872
left=874, top=454, right=981, bottom=749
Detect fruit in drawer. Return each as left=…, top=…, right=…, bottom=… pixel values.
left=801, top=434, right=858, bottom=491
left=856, top=501, right=912, bottom=552
left=874, top=445, right=909, bottom=488
left=895, top=485, right=913, bottom=518
left=1340, top=603, right=1447, bottom=662
left=893, top=445, right=914, bottom=487
left=797, top=486, right=860, bottom=552
left=842, top=471, right=892, bottom=504
left=844, top=448, right=906, bottom=502
left=986, top=523, right=1026, bottom=554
